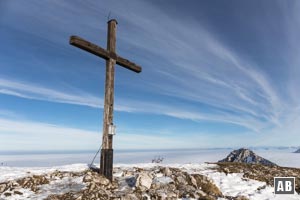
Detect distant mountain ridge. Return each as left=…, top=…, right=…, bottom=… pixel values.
left=218, top=148, right=277, bottom=166
left=294, top=148, right=300, bottom=153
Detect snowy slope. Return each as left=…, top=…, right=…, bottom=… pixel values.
left=0, top=163, right=89, bottom=182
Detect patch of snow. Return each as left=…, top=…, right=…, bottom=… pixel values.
left=113, top=170, right=124, bottom=178
left=0, top=163, right=88, bottom=182
left=38, top=176, right=85, bottom=197
left=153, top=176, right=173, bottom=184
left=117, top=176, right=135, bottom=192
left=197, top=166, right=300, bottom=200
left=0, top=176, right=86, bottom=200
left=206, top=172, right=265, bottom=196
left=155, top=173, right=164, bottom=178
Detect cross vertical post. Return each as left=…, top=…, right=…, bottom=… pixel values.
left=100, top=19, right=117, bottom=181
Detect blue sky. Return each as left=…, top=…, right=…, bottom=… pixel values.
left=0, top=0, right=299, bottom=151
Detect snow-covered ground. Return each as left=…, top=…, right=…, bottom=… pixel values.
left=1, top=148, right=300, bottom=199
left=1, top=176, right=86, bottom=200
left=1, top=163, right=300, bottom=200
left=0, top=163, right=88, bottom=182
left=0, top=164, right=88, bottom=200
left=157, top=163, right=300, bottom=200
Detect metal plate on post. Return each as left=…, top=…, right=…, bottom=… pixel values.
left=109, top=124, right=116, bottom=135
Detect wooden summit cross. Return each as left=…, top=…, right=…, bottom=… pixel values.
left=69, top=19, right=142, bottom=181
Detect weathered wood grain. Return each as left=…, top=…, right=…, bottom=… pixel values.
left=70, top=36, right=142, bottom=73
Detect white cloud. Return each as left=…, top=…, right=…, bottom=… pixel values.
left=0, top=118, right=100, bottom=151
left=0, top=117, right=241, bottom=151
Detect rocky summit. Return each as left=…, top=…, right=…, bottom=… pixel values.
left=0, top=164, right=254, bottom=200
left=218, top=148, right=277, bottom=166
left=1, top=163, right=300, bottom=199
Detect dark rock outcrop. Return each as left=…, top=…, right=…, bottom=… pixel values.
left=218, top=148, right=277, bottom=166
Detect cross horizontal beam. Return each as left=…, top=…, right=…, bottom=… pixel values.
left=70, top=36, right=142, bottom=73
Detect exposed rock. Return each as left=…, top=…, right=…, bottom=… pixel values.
left=4, top=192, right=12, bottom=197
left=13, top=190, right=23, bottom=195
left=0, top=183, right=7, bottom=193
left=192, top=174, right=222, bottom=197
left=219, top=148, right=277, bottom=166
left=17, top=174, right=50, bottom=192
left=176, top=175, right=187, bottom=185
left=162, top=167, right=172, bottom=176
left=236, top=195, right=250, bottom=200
left=123, top=193, right=140, bottom=200
left=135, top=172, right=152, bottom=190
left=125, top=176, right=136, bottom=187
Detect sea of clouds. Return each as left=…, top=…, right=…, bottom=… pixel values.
left=0, top=147, right=299, bottom=168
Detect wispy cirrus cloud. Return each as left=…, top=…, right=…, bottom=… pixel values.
left=0, top=78, right=102, bottom=108
left=108, top=0, right=299, bottom=136
left=0, top=77, right=269, bottom=132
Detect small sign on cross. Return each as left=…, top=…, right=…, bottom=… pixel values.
left=108, top=124, right=116, bottom=135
